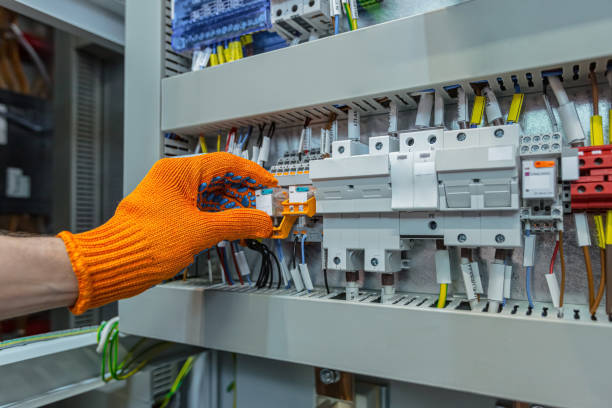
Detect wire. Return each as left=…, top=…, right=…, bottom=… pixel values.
left=343, top=2, right=353, bottom=30
left=216, top=134, right=221, bottom=152
left=559, top=231, right=566, bottom=307
left=590, top=67, right=599, bottom=116
left=548, top=75, right=570, bottom=106
left=549, top=240, right=559, bottom=275
left=247, top=239, right=282, bottom=289
left=230, top=242, right=245, bottom=285
left=590, top=248, right=606, bottom=316
left=334, top=15, right=340, bottom=34
left=216, top=245, right=233, bottom=285
left=0, top=326, right=97, bottom=350
left=300, top=234, right=307, bottom=265
left=583, top=246, right=595, bottom=308
left=526, top=266, right=534, bottom=308
left=159, top=356, right=196, bottom=408
left=323, top=268, right=330, bottom=294
left=437, top=284, right=447, bottom=308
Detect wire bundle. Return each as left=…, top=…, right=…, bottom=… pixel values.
left=97, top=319, right=171, bottom=382
left=246, top=239, right=282, bottom=289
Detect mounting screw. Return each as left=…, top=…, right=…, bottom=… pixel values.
left=319, top=368, right=340, bottom=385
left=338, top=146, right=345, bottom=154
left=456, top=132, right=466, bottom=141
left=429, top=221, right=438, bottom=230
left=495, top=234, right=505, bottom=243
left=406, top=137, right=414, bottom=146
left=375, top=142, right=384, bottom=150
left=457, top=233, right=467, bottom=243
left=333, top=256, right=341, bottom=265
left=370, top=258, right=379, bottom=266
left=428, top=135, right=437, bottom=144
left=494, top=128, right=504, bottom=138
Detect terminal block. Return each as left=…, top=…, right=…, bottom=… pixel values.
left=269, top=149, right=323, bottom=186
left=571, top=145, right=612, bottom=210
left=271, top=0, right=332, bottom=42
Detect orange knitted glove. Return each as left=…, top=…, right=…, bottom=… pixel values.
left=58, top=152, right=277, bottom=314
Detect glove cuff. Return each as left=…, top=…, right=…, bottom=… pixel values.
left=58, top=218, right=156, bottom=315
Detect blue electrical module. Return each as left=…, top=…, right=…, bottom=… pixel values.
left=172, top=0, right=272, bottom=52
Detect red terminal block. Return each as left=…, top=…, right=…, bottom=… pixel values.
left=571, top=145, right=612, bottom=210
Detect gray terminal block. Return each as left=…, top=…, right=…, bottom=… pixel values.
left=519, top=133, right=562, bottom=156
left=331, top=139, right=368, bottom=158
left=369, top=135, right=399, bottom=155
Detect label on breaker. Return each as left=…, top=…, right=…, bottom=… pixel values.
left=255, top=189, right=274, bottom=216
left=487, top=263, right=505, bottom=302
left=470, top=261, right=484, bottom=293
left=290, top=267, right=304, bottom=292
left=6, top=167, right=30, bottom=198
left=503, top=264, right=512, bottom=299
left=298, top=263, right=314, bottom=291
left=434, top=250, right=452, bottom=284
left=461, top=263, right=478, bottom=300
left=289, top=186, right=308, bottom=203
left=522, top=160, right=556, bottom=199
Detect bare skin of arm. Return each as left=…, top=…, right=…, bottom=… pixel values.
left=0, top=236, right=77, bottom=320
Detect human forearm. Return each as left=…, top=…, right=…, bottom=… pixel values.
left=0, top=236, right=77, bottom=320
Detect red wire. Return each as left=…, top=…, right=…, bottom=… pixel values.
left=230, top=242, right=244, bottom=285
left=549, top=240, right=559, bottom=274
left=215, top=245, right=232, bottom=285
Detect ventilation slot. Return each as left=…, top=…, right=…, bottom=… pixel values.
left=152, top=363, right=177, bottom=399
left=74, top=51, right=102, bottom=233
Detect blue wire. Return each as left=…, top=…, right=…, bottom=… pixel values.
left=300, top=234, right=307, bottom=265
left=334, top=16, right=339, bottom=34
left=221, top=246, right=234, bottom=285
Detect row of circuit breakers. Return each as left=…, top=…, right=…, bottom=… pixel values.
left=256, top=124, right=578, bottom=278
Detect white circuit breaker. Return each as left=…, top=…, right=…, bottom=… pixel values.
left=271, top=0, right=332, bottom=42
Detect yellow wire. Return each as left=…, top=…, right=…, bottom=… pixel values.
left=0, top=327, right=97, bottom=349
left=437, top=284, right=447, bottom=308
left=199, top=135, right=208, bottom=153
left=217, top=134, right=221, bottom=152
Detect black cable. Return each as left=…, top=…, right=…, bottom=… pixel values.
left=323, top=268, right=330, bottom=294
left=267, top=121, right=276, bottom=139
left=246, top=239, right=282, bottom=289
left=256, top=123, right=266, bottom=147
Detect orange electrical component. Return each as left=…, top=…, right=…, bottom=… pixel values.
left=271, top=196, right=316, bottom=239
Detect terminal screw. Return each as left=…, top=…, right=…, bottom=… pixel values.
left=338, top=146, right=345, bottom=154
left=494, top=128, right=504, bottom=138
left=319, top=368, right=341, bottom=385
left=457, top=233, right=467, bottom=243
left=370, top=258, right=379, bottom=266
left=333, top=257, right=341, bottom=265
left=495, top=234, right=505, bottom=243
left=375, top=142, right=384, bottom=150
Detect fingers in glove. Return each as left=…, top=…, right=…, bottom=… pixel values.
left=197, top=208, right=273, bottom=243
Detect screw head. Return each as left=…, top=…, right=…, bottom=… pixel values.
left=456, top=132, right=466, bottom=141
left=375, top=142, right=384, bottom=150
left=406, top=137, right=414, bottom=146
left=428, top=135, right=437, bottom=144
left=495, top=234, right=505, bottom=243
left=370, top=258, right=379, bottom=266
left=319, top=368, right=340, bottom=385
left=338, top=146, right=345, bottom=154
left=457, top=233, right=467, bottom=243
left=333, top=256, right=341, bottom=265
left=429, top=221, right=438, bottom=230
left=494, top=128, right=504, bottom=138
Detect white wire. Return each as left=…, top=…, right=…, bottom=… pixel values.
left=10, top=23, right=50, bottom=87
left=96, top=316, right=119, bottom=353
left=547, top=76, right=569, bottom=106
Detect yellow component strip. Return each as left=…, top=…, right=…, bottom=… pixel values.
left=210, top=53, right=219, bottom=66
left=199, top=136, right=207, bottom=153
left=595, top=215, right=605, bottom=249
left=590, top=115, right=604, bottom=146
left=507, top=93, right=524, bottom=124
left=470, top=95, right=486, bottom=127
left=216, top=45, right=226, bottom=64
left=224, top=44, right=232, bottom=62
left=606, top=211, right=612, bottom=246
left=437, top=284, right=447, bottom=308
